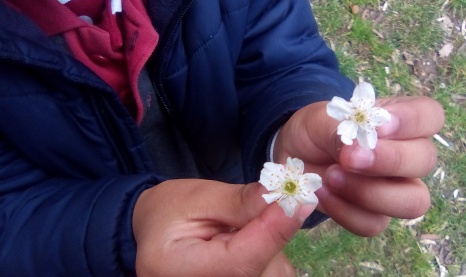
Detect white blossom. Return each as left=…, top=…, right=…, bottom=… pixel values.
left=259, top=157, right=322, bottom=217
left=326, top=82, right=391, bottom=149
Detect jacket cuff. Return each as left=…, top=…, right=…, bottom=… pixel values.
left=302, top=210, right=329, bottom=229
left=84, top=175, right=157, bottom=276
left=265, top=127, right=281, bottom=163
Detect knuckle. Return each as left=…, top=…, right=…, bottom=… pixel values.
left=238, top=183, right=261, bottom=222
left=427, top=143, right=438, bottom=173
left=404, top=184, right=431, bottom=218
left=388, top=146, right=403, bottom=176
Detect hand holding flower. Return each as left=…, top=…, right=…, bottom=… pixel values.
left=271, top=92, right=444, bottom=236
left=133, top=179, right=315, bottom=277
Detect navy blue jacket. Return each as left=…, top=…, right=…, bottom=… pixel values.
left=0, top=0, right=354, bottom=275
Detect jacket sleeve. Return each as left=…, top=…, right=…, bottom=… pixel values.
left=0, top=137, right=155, bottom=276
left=236, top=0, right=355, bottom=180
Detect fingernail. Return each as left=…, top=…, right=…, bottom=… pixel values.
left=297, top=204, right=316, bottom=223
left=378, top=113, right=399, bottom=138
left=326, top=166, right=345, bottom=191
left=350, top=147, right=374, bottom=169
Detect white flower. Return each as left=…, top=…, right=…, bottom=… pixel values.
left=326, top=82, right=391, bottom=149
left=259, top=157, right=322, bottom=217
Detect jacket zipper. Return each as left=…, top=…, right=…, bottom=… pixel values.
left=151, top=0, right=194, bottom=118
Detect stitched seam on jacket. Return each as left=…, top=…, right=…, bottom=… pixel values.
left=220, top=1, right=249, bottom=16
left=235, top=36, right=326, bottom=82
left=164, top=3, right=250, bottom=79
left=163, top=20, right=223, bottom=79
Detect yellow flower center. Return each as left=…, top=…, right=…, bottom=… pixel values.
left=283, top=181, right=297, bottom=195
left=353, top=110, right=367, bottom=124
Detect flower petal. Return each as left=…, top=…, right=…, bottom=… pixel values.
left=337, top=120, right=358, bottom=145
left=327, top=96, right=353, bottom=121
left=369, top=107, right=391, bottom=126
left=357, top=128, right=378, bottom=149
left=259, top=162, right=284, bottom=190
left=300, top=173, right=322, bottom=191
left=286, top=157, right=305, bottom=176
left=351, top=82, right=375, bottom=106
left=278, top=196, right=298, bottom=217
left=262, top=192, right=282, bottom=204
left=297, top=191, right=319, bottom=205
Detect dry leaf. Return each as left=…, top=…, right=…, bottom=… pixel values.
left=359, top=262, right=385, bottom=272
left=400, top=215, right=425, bottom=226
left=434, top=134, right=450, bottom=147
left=373, top=28, right=384, bottom=38
left=420, top=234, right=441, bottom=240
left=437, top=16, right=454, bottom=36
left=439, top=43, right=454, bottom=58
left=462, top=20, right=466, bottom=36
left=452, top=94, right=466, bottom=103
left=433, top=167, right=444, bottom=178
left=381, top=1, right=388, bottom=12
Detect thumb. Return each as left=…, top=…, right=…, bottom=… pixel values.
left=274, top=101, right=342, bottom=165
left=226, top=201, right=316, bottom=275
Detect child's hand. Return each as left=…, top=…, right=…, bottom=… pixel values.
left=274, top=96, right=444, bottom=236
left=133, top=179, right=316, bottom=276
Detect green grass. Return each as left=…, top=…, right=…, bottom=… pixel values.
left=449, top=0, right=466, bottom=17
left=285, top=0, right=466, bottom=275
left=387, top=1, right=444, bottom=53
left=285, top=221, right=435, bottom=276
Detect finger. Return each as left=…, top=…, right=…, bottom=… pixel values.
left=377, top=96, right=444, bottom=139
left=339, top=138, right=438, bottom=177
left=275, top=101, right=340, bottom=164
left=260, top=252, right=296, bottom=277
left=316, top=185, right=391, bottom=237
left=171, top=180, right=269, bottom=229
left=203, top=180, right=315, bottom=229
left=324, top=165, right=431, bottom=219
left=225, top=203, right=315, bottom=275
left=211, top=228, right=237, bottom=242
left=175, top=202, right=314, bottom=277
left=217, top=182, right=281, bottom=227
left=279, top=97, right=444, bottom=166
